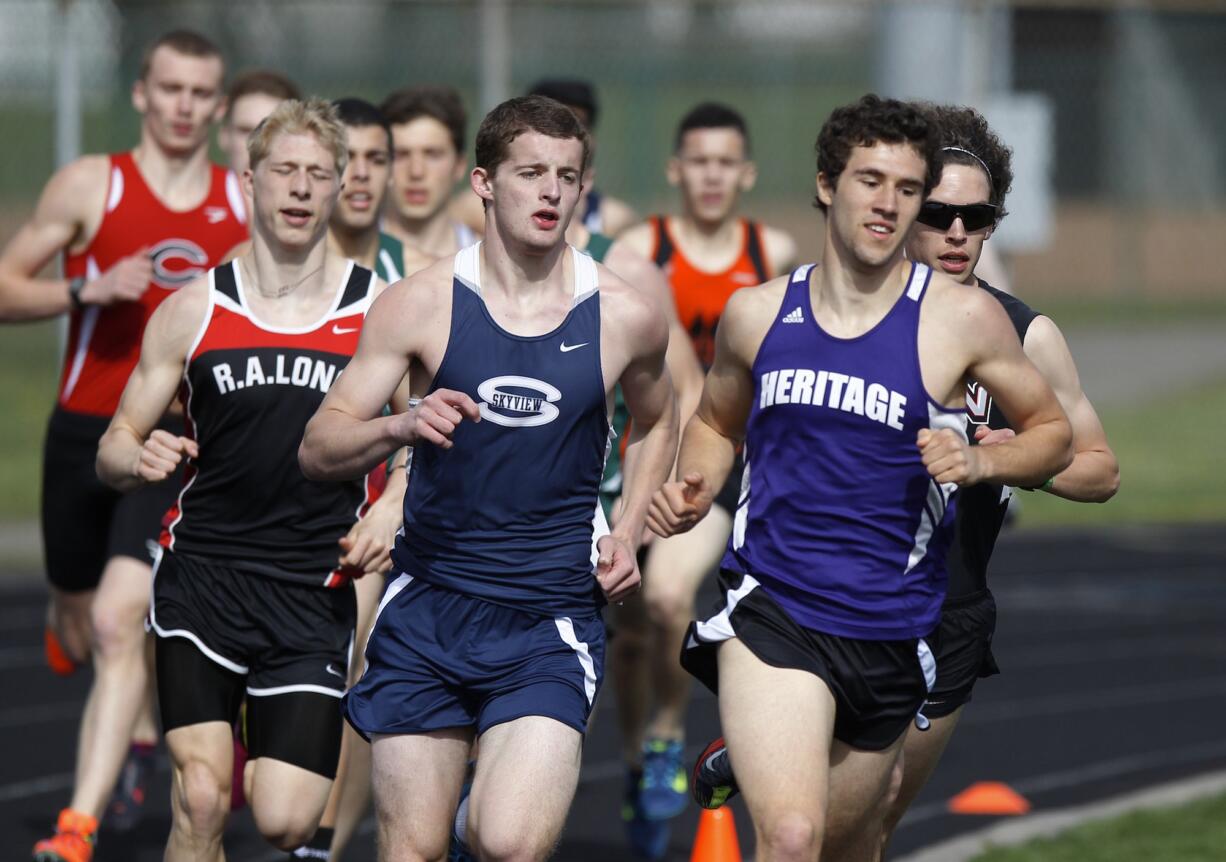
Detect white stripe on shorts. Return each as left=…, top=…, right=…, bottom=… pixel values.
left=554, top=617, right=597, bottom=706
left=246, top=683, right=343, bottom=699
left=147, top=546, right=249, bottom=675
left=690, top=573, right=762, bottom=647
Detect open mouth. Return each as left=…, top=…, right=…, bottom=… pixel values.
left=533, top=209, right=560, bottom=229
left=404, top=189, right=429, bottom=205
left=346, top=192, right=373, bottom=211
left=866, top=222, right=894, bottom=238
left=281, top=208, right=312, bottom=226
left=938, top=251, right=970, bottom=272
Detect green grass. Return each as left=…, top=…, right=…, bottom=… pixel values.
left=971, top=791, right=1226, bottom=862
left=0, top=321, right=60, bottom=519
left=1016, top=375, right=1226, bottom=528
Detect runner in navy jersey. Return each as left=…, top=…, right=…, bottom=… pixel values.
left=300, top=95, right=679, bottom=862
left=649, top=95, right=1072, bottom=861
left=96, top=99, right=405, bottom=861
left=878, top=104, right=1119, bottom=855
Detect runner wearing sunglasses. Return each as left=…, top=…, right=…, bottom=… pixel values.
left=878, top=103, right=1120, bottom=854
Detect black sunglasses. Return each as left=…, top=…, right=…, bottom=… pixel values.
left=916, top=201, right=998, bottom=232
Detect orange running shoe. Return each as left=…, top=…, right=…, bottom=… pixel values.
left=32, top=809, right=96, bottom=862
left=44, top=627, right=79, bottom=676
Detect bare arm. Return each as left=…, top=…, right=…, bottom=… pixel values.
left=96, top=282, right=207, bottom=491
left=610, top=290, right=678, bottom=554
left=0, top=157, right=151, bottom=321
left=1023, top=316, right=1119, bottom=501
left=923, top=289, right=1072, bottom=488
left=599, top=195, right=640, bottom=238
left=649, top=282, right=778, bottom=536
left=299, top=271, right=479, bottom=481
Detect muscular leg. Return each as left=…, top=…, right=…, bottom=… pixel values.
left=248, top=757, right=334, bottom=850
left=717, top=637, right=834, bottom=862
left=69, top=555, right=153, bottom=818
left=371, top=729, right=473, bottom=862
left=325, top=572, right=385, bottom=859
left=822, top=737, right=907, bottom=862
left=879, top=708, right=963, bottom=858
left=609, top=592, right=652, bottom=766
left=467, top=716, right=584, bottom=862
left=641, top=508, right=732, bottom=741
left=164, top=721, right=234, bottom=862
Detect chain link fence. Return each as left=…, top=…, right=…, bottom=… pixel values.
left=2, top=0, right=1224, bottom=298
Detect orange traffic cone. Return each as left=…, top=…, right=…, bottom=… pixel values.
left=690, top=806, right=743, bottom=862
left=948, top=781, right=1031, bottom=816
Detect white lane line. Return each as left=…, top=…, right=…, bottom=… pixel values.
left=0, top=772, right=74, bottom=802
left=0, top=702, right=79, bottom=729
left=894, top=767, right=1226, bottom=862
left=897, top=738, right=1226, bottom=828
left=962, top=675, right=1226, bottom=724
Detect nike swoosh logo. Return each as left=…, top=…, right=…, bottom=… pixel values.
left=325, top=663, right=345, bottom=678
left=332, top=324, right=360, bottom=335
left=559, top=342, right=589, bottom=352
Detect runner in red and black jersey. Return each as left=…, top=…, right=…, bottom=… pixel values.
left=615, top=102, right=796, bottom=853
left=97, top=98, right=405, bottom=860
left=0, top=31, right=248, bottom=861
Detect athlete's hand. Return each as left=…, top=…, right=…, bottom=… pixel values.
left=134, top=429, right=198, bottom=483
left=337, top=493, right=401, bottom=578
left=917, top=427, right=982, bottom=486
left=595, top=534, right=640, bottom=603
left=974, top=426, right=1016, bottom=447
left=82, top=247, right=153, bottom=306
left=391, top=389, right=481, bottom=449
left=647, top=472, right=712, bottom=537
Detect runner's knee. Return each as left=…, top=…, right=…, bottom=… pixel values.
left=176, top=759, right=229, bottom=837
left=760, top=810, right=823, bottom=861
left=90, top=594, right=146, bottom=659
left=253, top=803, right=321, bottom=851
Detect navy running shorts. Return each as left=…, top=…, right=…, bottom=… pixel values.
left=345, top=573, right=605, bottom=739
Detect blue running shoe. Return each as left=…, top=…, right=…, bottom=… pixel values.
left=639, top=738, right=688, bottom=821
left=622, top=768, right=670, bottom=860
left=692, top=736, right=739, bottom=810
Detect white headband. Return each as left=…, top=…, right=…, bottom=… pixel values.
left=942, top=146, right=993, bottom=187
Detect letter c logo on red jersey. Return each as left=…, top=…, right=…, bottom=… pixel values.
left=149, top=238, right=209, bottom=290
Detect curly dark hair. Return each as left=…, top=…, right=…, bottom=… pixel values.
left=475, top=95, right=591, bottom=178
left=923, top=103, right=1013, bottom=220
left=813, top=94, right=940, bottom=213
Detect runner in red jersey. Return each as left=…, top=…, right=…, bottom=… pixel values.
left=0, top=31, right=244, bottom=862
left=98, top=97, right=404, bottom=862
left=616, top=102, right=796, bottom=856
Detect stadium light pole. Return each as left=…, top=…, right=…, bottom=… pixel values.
left=55, top=0, right=81, bottom=353
left=479, top=0, right=511, bottom=113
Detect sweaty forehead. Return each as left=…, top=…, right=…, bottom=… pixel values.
left=505, top=131, right=584, bottom=169
left=266, top=131, right=334, bottom=168
left=929, top=163, right=991, bottom=204
left=679, top=126, right=747, bottom=158
left=845, top=140, right=926, bottom=181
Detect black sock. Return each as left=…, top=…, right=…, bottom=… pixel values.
left=289, top=826, right=333, bottom=859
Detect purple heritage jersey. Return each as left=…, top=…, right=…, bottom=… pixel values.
left=721, top=262, right=967, bottom=640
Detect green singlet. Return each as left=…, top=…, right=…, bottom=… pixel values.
left=376, top=231, right=406, bottom=282
left=586, top=232, right=630, bottom=520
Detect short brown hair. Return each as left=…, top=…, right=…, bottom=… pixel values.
left=248, top=98, right=349, bottom=176
left=475, top=95, right=591, bottom=178
left=226, top=69, right=300, bottom=119
left=138, top=30, right=223, bottom=81
left=380, top=85, right=467, bottom=154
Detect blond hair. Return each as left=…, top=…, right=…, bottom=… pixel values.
left=247, top=97, right=349, bottom=175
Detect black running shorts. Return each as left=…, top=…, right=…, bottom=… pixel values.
left=151, top=549, right=355, bottom=777
left=922, top=590, right=999, bottom=719
left=41, top=408, right=182, bottom=592
left=682, top=569, right=936, bottom=751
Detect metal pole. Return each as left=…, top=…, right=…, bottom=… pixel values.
left=479, top=0, right=511, bottom=113
left=55, top=0, right=82, bottom=169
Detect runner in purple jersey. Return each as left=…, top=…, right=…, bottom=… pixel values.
left=649, top=95, right=1073, bottom=861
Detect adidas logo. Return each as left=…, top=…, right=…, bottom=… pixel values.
left=782, top=306, right=805, bottom=324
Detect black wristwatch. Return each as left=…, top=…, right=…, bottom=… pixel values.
left=67, top=276, right=87, bottom=310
